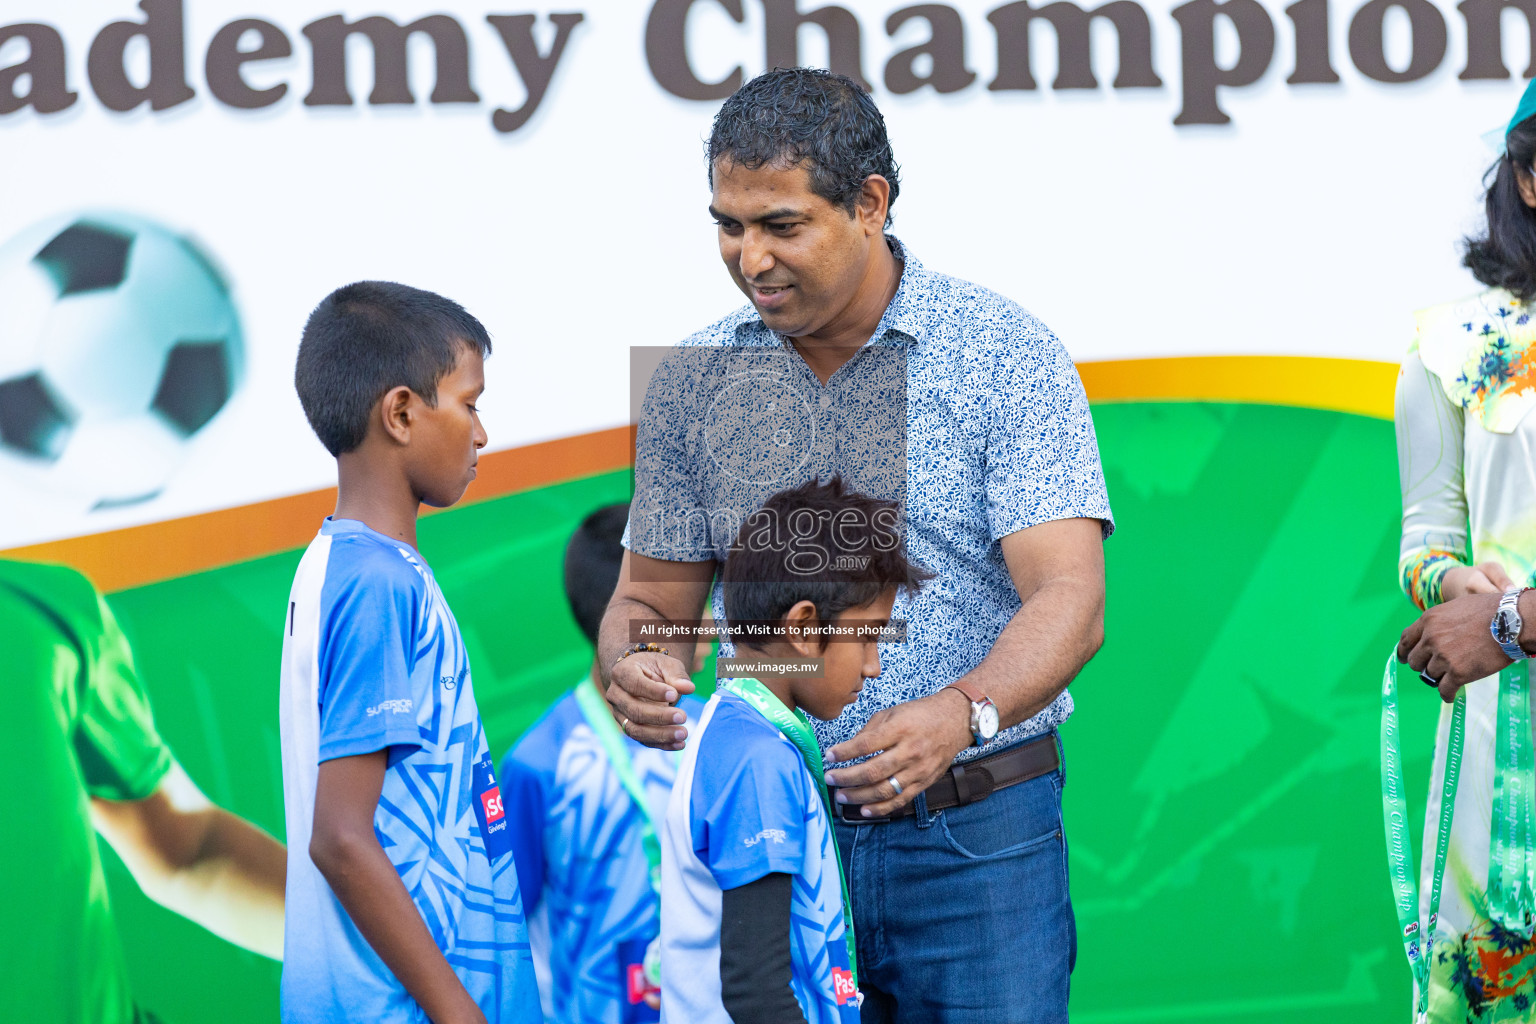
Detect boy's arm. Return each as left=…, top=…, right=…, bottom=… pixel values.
left=310, top=751, right=487, bottom=1024
left=720, top=873, right=808, bottom=1024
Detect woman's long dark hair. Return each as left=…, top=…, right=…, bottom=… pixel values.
left=1465, top=118, right=1536, bottom=302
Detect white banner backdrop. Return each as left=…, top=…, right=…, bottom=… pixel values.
left=0, top=0, right=1523, bottom=548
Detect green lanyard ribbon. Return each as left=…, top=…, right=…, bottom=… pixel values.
left=574, top=677, right=663, bottom=895
left=1381, top=652, right=1465, bottom=1023
left=722, top=677, right=860, bottom=990
left=1489, top=660, right=1536, bottom=929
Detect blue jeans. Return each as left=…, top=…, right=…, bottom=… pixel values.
left=834, top=735, right=1075, bottom=1024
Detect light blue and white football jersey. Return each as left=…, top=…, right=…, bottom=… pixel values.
left=500, top=683, right=704, bottom=1024
left=278, top=517, right=541, bottom=1024
left=658, top=688, right=859, bottom=1024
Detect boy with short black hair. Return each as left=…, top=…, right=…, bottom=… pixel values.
left=659, top=477, right=932, bottom=1024
left=500, top=503, right=707, bottom=1024
left=279, top=280, right=540, bottom=1024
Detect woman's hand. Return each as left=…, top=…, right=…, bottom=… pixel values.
left=1441, top=561, right=1517, bottom=601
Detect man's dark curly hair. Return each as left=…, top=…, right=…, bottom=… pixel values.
left=707, top=68, right=901, bottom=228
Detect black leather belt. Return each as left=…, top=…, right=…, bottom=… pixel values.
left=835, top=731, right=1060, bottom=824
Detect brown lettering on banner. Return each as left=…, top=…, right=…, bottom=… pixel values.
left=645, top=0, right=745, bottom=100
left=0, top=23, right=76, bottom=114
left=1457, top=0, right=1536, bottom=80
left=1347, top=0, right=1446, bottom=82
left=988, top=0, right=1162, bottom=90
left=1171, top=0, right=1275, bottom=124
left=86, top=0, right=196, bottom=112
left=1284, top=0, right=1341, bottom=83
left=885, top=5, right=976, bottom=94
left=205, top=19, right=292, bottom=109
left=302, top=14, right=480, bottom=106
left=763, top=0, right=871, bottom=91
left=486, top=12, right=585, bottom=132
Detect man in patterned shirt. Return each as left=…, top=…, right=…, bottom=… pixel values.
left=600, top=69, right=1113, bottom=1023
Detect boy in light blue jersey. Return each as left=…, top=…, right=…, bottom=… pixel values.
left=279, top=281, right=540, bottom=1024
left=660, top=477, right=932, bottom=1024
left=499, top=504, right=707, bottom=1024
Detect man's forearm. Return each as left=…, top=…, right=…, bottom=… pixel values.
left=313, top=831, right=484, bottom=1024
left=959, top=577, right=1104, bottom=729
left=597, top=594, right=699, bottom=687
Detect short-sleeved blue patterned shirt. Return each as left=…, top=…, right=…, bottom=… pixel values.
left=624, top=238, right=1114, bottom=761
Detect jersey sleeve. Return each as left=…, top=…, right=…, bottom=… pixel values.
left=1396, top=347, right=1469, bottom=610
left=315, top=554, right=425, bottom=763
left=76, top=588, right=173, bottom=801
left=694, top=728, right=810, bottom=891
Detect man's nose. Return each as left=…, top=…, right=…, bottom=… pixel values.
left=739, top=229, right=774, bottom=279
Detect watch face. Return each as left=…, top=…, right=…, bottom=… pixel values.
left=1498, top=609, right=1520, bottom=643
left=978, top=703, right=1000, bottom=740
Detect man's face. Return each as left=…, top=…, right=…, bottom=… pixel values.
left=407, top=344, right=487, bottom=508
left=710, top=159, right=874, bottom=339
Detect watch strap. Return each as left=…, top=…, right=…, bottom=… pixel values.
left=943, top=680, right=989, bottom=707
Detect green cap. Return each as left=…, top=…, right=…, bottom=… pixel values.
left=1509, top=78, right=1536, bottom=139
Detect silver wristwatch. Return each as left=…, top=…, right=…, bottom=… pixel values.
left=1491, top=587, right=1533, bottom=661
left=944, top=681, right=1000, bottom=746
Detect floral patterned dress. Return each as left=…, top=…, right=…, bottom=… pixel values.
left=1398, top=288, right=1536, bottom=1022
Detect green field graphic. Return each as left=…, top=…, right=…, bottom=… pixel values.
left=94, top=401, right=1435, bottom=1023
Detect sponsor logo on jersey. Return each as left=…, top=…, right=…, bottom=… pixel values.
left=834, top=967, right=857, bottom=1005
left=744, top=828, right=787, bottom=847
left=481, top=787, right=505, bottom=826
left=366, top=698, right=414, bottom=716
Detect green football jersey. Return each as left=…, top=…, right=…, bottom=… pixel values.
left=0, top=559, right=170, bottom=1024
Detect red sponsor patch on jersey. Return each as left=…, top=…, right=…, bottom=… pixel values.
left=480, top=786, right=504, bottom=824
left=833, top=967, right=857, bottom=1005
left=627, top=963, right=656, bottom=1004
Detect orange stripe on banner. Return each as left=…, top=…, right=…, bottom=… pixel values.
left=1076, top=355, right=1398, bottom=421
left=1, top=425, right=635, bottom=593
left=2, top=356, right=1397, bottom=592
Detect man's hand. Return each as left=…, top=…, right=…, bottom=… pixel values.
left=598, top=551, right=715, bottom=751
left=1398, top=591, right=1511, bottom=702
left=606, top=652, right=695, bottom=751
left=822, top=689, right=973, bottom=817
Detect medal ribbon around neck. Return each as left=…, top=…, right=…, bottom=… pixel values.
left=574, top=677, right=664, bottom=897
left=722, top=677, right=860, bottom=991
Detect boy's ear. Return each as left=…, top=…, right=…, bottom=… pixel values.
left=379, top=385, right=415, bottom=445
left=783, top=600, right=821, bottom=658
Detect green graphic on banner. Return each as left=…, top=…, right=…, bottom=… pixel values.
left=78, top=401, right=1418, bottom=1023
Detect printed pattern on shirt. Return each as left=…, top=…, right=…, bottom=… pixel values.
left=625, top=239, right=1113, bottom=761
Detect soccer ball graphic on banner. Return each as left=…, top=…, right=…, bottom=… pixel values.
left=0, top=212, right=244, bottom=508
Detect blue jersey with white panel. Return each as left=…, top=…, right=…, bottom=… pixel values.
left=658, top=688, right=859, bottom=1024
left=500, top=681, right=703, bottom=1024
left=278, top=517, right=541, bottom=1024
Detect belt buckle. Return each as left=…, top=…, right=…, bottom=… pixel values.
left=836, top=794, right=892, bottom=825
